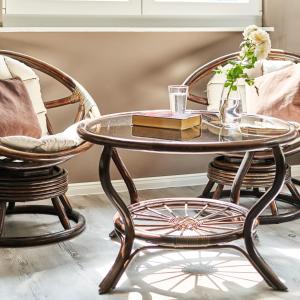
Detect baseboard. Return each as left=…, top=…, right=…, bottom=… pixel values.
left=67, top=172, right=208, bottom=197
left=291, top=164, right=300, bottom=176
left=67, top=164, right=300, bottom=197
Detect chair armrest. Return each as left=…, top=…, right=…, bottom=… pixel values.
left=45, top=95, right=80, bottom=109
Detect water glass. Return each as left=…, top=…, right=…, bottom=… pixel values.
left=168, top=85, right=188, bottom=115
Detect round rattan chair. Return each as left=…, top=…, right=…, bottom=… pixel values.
left=0, top=50, right=100, bottom=247
left=183, top=49, right=300, bottom=224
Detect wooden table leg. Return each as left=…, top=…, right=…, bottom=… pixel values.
left=230, top=151, right=255, bottom=204
left=98, top=146, right=135, bottom=294
left=244, top=146, right=287, bottom=291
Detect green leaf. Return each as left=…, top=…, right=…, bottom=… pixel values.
left=245, top=78, right=255, bottom=86
left=252, top=56, right=257, bottom=64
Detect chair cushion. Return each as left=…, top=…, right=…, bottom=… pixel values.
left=246, top=64, right=300, bottom=122
left=207, top=60, right=295, bottom=113
left=0, top=120, right=85, bottom=152
left=0, top=77, right=42, bottom=138
left=262, top=59, right=294, bottom=74
left=0, top=55, right=48, bottom=135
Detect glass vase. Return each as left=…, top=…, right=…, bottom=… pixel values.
left=219, top=87, right=242, bottom=129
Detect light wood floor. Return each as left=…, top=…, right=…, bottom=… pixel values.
left=1, top=186, right=300, bottom=300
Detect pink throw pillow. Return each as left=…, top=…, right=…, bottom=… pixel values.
left=0, top=77, right=42, bottom=138
left=246, top=64, right=300, bottom=122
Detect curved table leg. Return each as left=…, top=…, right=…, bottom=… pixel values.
left=244, top=146, right=287, bottom=291
left=230, top=151, right=255, bottom=204
left=99, top=146, right=135, bottom=294
left=107, top=149, right=139, bottom=239
left=112, top=149, right=138, bottom=204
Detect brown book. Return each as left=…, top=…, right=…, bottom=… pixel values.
left=132, top=125, right=201, bottom=141
left=132, top=112, right=201, bottom=130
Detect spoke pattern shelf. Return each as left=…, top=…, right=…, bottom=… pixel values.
left=114, top=198, right=249, bottom=246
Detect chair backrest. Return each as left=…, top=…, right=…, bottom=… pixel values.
left=182, top=49, right=300, bottom=106
left=0, top=50, right=100, bottom=162
left=0, top=50, right=100, bottom=135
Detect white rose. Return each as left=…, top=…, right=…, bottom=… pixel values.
left=255, top=41, right=271, bottom=60
left=239, top=44, right=249, bottom=58
left=243, top=25, right=259, bottom=38
left=249, top=29, right=271, bottom=45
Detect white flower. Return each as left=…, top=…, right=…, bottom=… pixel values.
left=243, top=25, right=259, bottom=38
left=248, top=29, right=271, bottom=46
left=239, top=44, right=249, bottom=58
left=255, top=41, right=271, bottom=60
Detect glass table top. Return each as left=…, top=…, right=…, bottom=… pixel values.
left=78, top=110, right=297, bottom=153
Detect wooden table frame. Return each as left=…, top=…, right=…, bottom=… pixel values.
left=78, top=111, right=297, bottom=294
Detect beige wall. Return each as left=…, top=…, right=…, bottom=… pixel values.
left=0, top=32, right=241, bottom=182
left=0, top=0, right=298, bottom=182
left=264, top=0, right=300, bottom=52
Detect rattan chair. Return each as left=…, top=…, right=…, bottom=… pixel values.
left=183, top=49, right=300, bottom=224
left=0, top=50, right=100, bottom=247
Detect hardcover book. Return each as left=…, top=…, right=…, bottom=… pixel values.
left=132, top=125, right=201, bottom=141
left=132, top=112, right=201, bottom=130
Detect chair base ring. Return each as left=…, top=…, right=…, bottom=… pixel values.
left=210, top=189, right=300, bottom=224
left=0, top=204, right=86, bottom=247
left=0, top=165, right=85, bottom=247
left=204, top=155, right=300, bottom=224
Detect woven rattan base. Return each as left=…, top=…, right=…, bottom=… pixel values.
left=0, top=166, right=86, bottom=247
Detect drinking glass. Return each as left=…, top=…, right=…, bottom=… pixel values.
left=168, top=85, right=188, bottom=115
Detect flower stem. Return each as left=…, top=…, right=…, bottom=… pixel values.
left=226, top=82, right=234, bottom=100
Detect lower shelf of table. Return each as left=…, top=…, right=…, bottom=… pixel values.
left=114, top=197, right=251, bottom=247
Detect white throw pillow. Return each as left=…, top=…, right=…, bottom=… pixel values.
left=263, top=60, right=294, bottom=74
left=207, top=61, right=263, bottom=112
left=207, top=59, right=296, bottom=113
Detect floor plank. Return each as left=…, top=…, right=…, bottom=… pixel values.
left=1, top=186, right=300, bottom=300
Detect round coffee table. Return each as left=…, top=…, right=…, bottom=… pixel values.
left=78, top=110, right=297, bottom=294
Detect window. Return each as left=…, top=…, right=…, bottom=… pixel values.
left=2, top=0, right=262, bottom=28
left=143, top=0, right=262, bottom=16
left=4, top=0, right=141, bottom=16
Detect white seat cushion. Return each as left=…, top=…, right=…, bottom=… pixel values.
left=0, top=55, right=48, bottom=135
left=0, top=120, right=86, bottom=153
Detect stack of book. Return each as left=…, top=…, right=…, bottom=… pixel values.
left=132, top=112, right=201, bottom=141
